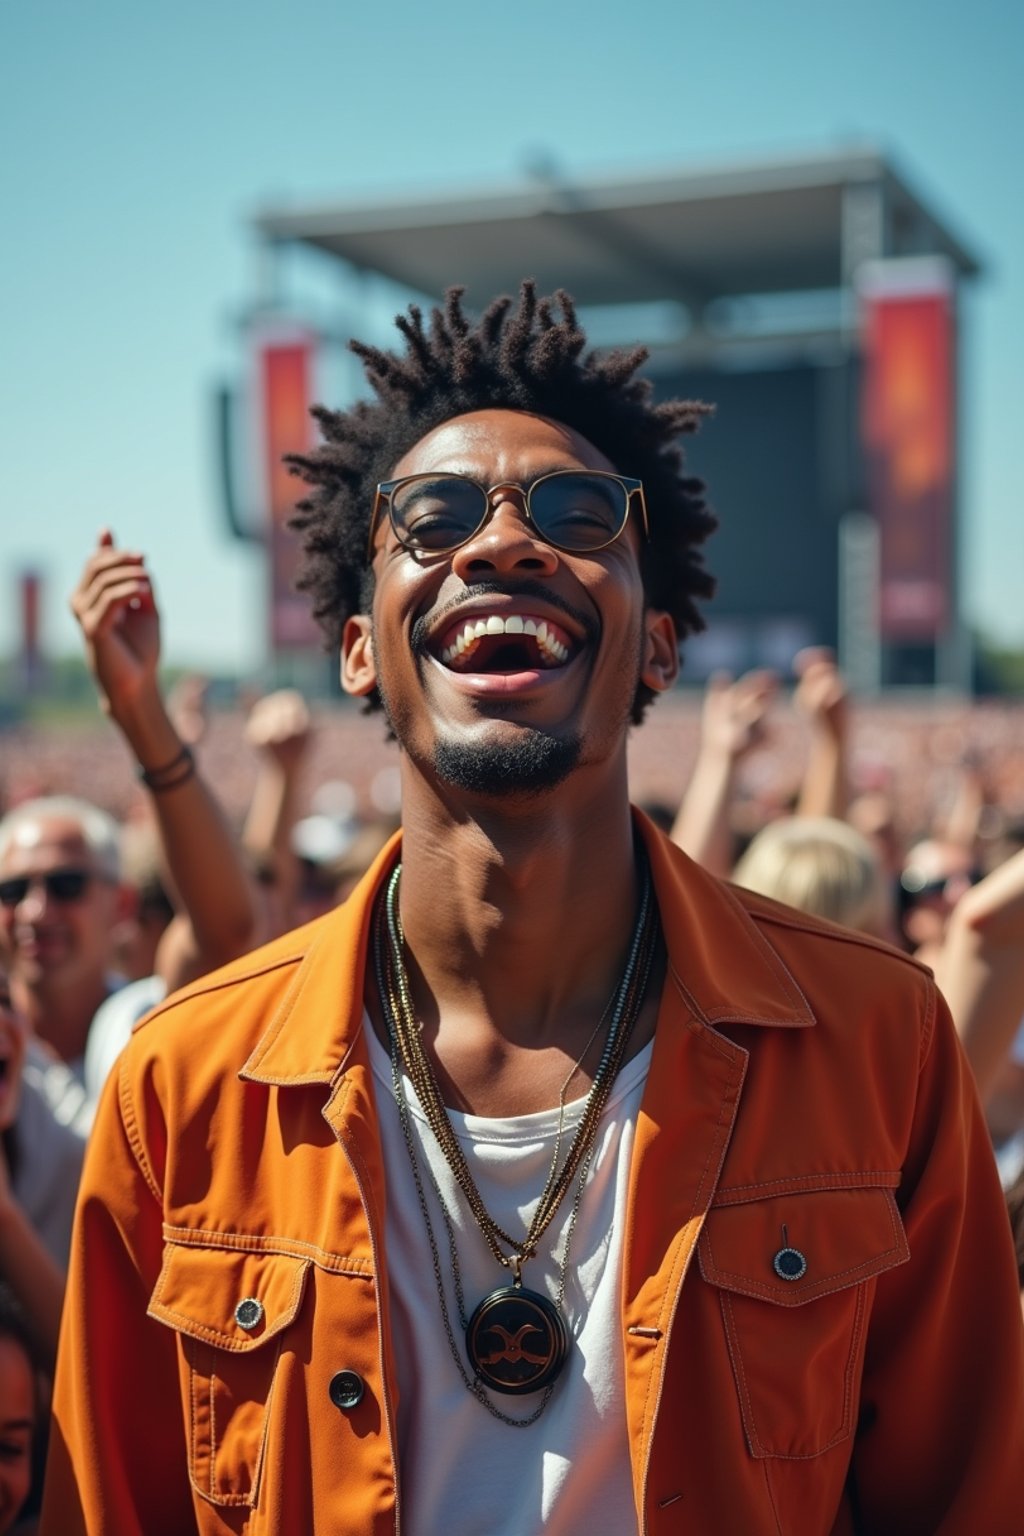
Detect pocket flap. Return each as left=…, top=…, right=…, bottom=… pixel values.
left=698, top=1186, right=909, bottom=1307
left=149, top=1242, right=310, bottom=1350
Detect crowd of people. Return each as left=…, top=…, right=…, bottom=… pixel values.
left=2, top=547, right=1023, bottom=1531
left=1, top=286, right=1022, bottom=1531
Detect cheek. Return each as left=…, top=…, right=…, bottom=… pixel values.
left=0, top=1453, right=32, bottom=1513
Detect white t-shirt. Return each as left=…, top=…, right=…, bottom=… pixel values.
left=367, top=1018, right=651, bottom=1536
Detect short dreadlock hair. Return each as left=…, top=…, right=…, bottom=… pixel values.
left=288, top=281, right=716, bottom=722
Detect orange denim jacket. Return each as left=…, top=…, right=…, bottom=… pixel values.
left=43, top=817, right=1024, bottom=1533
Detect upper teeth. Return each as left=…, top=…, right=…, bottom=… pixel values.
left=440, top=613, right=570, bottom=665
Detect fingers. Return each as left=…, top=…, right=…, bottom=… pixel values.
left=793, top=645, right=834, bottom=678
left=70, top=539, right=156, bottom=637
left=245, top=688, right=312, bottom=747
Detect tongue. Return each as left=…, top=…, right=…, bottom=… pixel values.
left=448, top=634, right=553, bottom=674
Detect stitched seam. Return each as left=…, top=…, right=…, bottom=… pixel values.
left=719, top=881, right=815, bottom=1019
left=189, top=1336, right=199, bottom=1487
left=735, top=893, right=934, bottom=973
left=209, top=1365, right=218, bottom=1499
left=721, top=1290, right=764, bottom=1457
left=667, top=968, right=742, bottom=1048
left=707, top=1245, right=903, bottom=1301
left=243, top=941, right=323, bottom=1070
left=732, top=1290, right=862, bottom=1461
left=762, top=1420, right=853, bottom=1460
left=713, top=1171, right=901, bottom=1203
left=843, top=1280, right=867, bottom=1439
left=160, top=1225, right=374, bottom=1274
left=920, top=978, right=938, bottom=1074
left=669, top=963, right=799, bottom=1033
left=139, top=951, right=306, bottom=1030
left=762, top=1461, right=785, bottom=1535
left=640, top=1037, right=745, bottom=1462
left=118, top=1058, right=162, bottom=1205
left=248, top=1333, right=285, bottom=1508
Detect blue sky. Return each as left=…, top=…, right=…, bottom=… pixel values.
left=2, top=0, right=1022, bottom=675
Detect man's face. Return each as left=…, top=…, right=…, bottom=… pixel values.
left=342, top=410, right=677, bottom=797
left=899, top=838, right=979, bottom=949
left=0, top=816, right=122, bottom=995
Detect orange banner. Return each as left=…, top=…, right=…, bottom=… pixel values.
left=860, top=263, right=955, bottom=640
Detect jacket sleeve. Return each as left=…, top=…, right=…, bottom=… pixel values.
left=40, top=1049, right=196, bottom=1535
left=852, top=980, right=1024, bottom=1534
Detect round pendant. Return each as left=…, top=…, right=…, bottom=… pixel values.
left=466, top=1285, right=571, bottom=1395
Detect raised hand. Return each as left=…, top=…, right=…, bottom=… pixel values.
left=69, top=528, right=160, bottom=722
left=700, top=668, right=779, bottom=762
left=793, top=646, right=847, bottom=740
left=244, top=689, right=312, bottom=775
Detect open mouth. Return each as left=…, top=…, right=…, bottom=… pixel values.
left=435, top=613, right=577, bottom=674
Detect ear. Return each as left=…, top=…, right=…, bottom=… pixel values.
left=640, top=609, right=679, bottom=695
left=341, top=614, right=377, bottom=697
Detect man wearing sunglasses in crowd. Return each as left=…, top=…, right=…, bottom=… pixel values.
left=0, top=797, right=130, bottom=1086
left=44, top=286, right=1023, bottom=1533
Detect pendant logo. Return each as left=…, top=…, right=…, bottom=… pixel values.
left=466, top=1286, right=571, bottom=1395
left=477, top=1323, right=550, bottom=1368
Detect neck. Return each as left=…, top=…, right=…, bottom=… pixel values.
left=393, top=758, right=642, bottom=1053
left=13, top=973, right=107, bottom=1064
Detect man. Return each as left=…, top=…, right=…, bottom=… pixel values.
left=44, top=286, right=1023, bottom=1533
left=0, top=796, right=130, bottom=1073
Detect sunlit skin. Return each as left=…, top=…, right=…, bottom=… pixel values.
left=0, top=973, right=26, bottom=1135
left=342, top=410, right=679, bottom=1118
left=0, top=816, right=127, bottom=1062
left=0, top=1336, right=33, bottom=1536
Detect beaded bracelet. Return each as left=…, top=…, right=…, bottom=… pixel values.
left=138, top=744, right=195, bottom=792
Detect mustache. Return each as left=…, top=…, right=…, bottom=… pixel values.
left=410, top=581, right=598, bottom=657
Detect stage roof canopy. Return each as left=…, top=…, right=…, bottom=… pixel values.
left=252, top=147, right=981, bottom=312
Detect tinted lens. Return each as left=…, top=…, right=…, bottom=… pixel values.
left=529, top=474, right=627, bottom=550
left=0, top=870, right=92, bottom=906
left=391, top=476, right=487, bottom=551
left=47, top=869, right=92, bottom=901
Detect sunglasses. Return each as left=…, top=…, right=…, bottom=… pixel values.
left=0, top=868, right=105, bottom=908
left=898, top=866, right=984, bottom=910
left=368, top=470, right=649, bottom=559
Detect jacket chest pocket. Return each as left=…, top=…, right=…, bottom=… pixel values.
left=698, top=1182, right=908, bottom=1460
left=148, top=1242, right=311, bottom=1508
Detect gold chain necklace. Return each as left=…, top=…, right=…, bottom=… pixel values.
left=375, top=848, right=658, bottom=1417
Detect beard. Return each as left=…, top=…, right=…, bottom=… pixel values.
left=432, top=727, right=582, bottom=797
left=375, top=655, right=582, bottom=795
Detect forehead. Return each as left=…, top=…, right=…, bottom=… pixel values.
left=904, top=840, right=973, bottom=880
left=390, top=409, right=618, bottom=481
left=0, top=816, right=95, bottom=876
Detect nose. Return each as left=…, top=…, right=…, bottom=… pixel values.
left=16, top=876, right=49, bottom=921
left=449, top=490, right=559, bottom=581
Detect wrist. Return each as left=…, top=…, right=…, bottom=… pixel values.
left=112, top=690, right=181, bottom=765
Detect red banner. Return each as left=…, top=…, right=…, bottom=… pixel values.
left=20, top=570, right=43, bottom=688
left=259, top=334, right=321, bottom=651
left=860, top=260, right=955, bottom=641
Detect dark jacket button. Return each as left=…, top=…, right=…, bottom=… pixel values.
left=329, top=1370, right=365, bottom=1410
left=773, top=1246, right=808, bottom=1281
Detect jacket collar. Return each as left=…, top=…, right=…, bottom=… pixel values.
left=637, top=810, right=814, bottom=1032
left=240, top=811, right=813, bottom=1088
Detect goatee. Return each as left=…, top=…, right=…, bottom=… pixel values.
left=431, top=729, right=581, bottom=797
